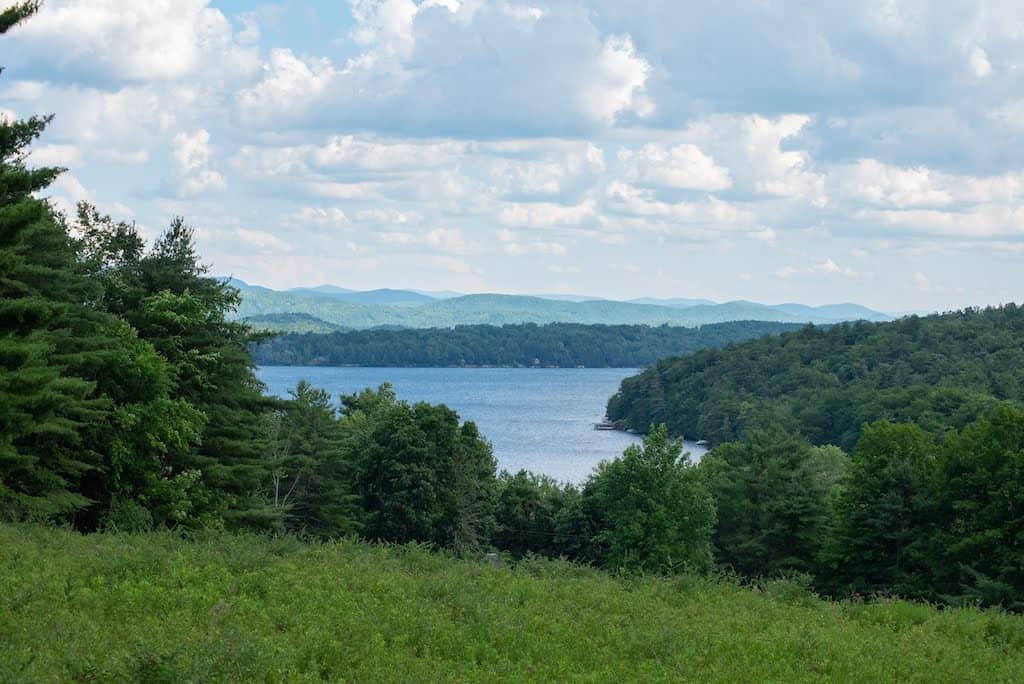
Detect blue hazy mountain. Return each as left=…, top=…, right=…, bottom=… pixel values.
left=627, top=297, right=717, bottom=308
left=226, top=279, right=893, bottom=330
left=772, top=302, right=892, bottom=322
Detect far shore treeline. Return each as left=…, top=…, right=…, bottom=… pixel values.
left=1, top=0, right=1023, bottom=621
left=249, top=320, right=803, bottom=368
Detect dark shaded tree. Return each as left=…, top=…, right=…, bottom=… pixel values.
left=932, top=406, right=1024, bottom=609
left=819, top=421, right=936, bottom=598
left=699, top=428, right=847, bottom=577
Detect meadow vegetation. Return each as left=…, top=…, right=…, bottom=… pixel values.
left=3, top=524, right=1023, bottom=683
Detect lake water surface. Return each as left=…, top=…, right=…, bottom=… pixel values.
left=257, top=366, right=707, bottom=484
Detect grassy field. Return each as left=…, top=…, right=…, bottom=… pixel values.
left=2, top=525, right=1022, bottom=682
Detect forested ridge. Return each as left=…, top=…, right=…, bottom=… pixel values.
left=607, top=306, right=1024, bottom=450
left=250, top=320, right=803, bottom=367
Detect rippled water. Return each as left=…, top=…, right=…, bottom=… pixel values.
left=257, top=366, right=707, bottom=484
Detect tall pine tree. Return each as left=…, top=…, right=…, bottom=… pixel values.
left=0, top=2, right=108, bottom=520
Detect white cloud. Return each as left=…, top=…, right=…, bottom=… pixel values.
left=173, top=129, right=211, bottom=172
left=13, top=0, right=258, bottom=83
left=861, top=205, right=1024, bottom=239
left=968, top=46, right=992, bottom=78
left=429, top=255, right=473, bottom=274
left=237, top=49, right=336, bottom=125
left=578, top=35, right=654, bottom=124
left=377, top=226, right=476, bottom=256
left=498, top=199, right=599, bottom=229
left=992, top=99, right=1024, bottom=129
left=3, top=83, right=170, bottom=163
left=496, top=228, right=567, bottom=257
left=835, top=159, right=953, bottom=208
left=605, top=181, right=755, bottom=230
left=172, top=129, right=225, bottom=196
left=679, top=114, right=826, bottom=206
left=179, top=170, right=227, bottom=196
left=748, top=227, right=777, bottom=244
left=235, top=1, right=657, bottom=135
left=356, top=208, right=419, bottom=225
left=619, top=143, right=731, bottom=191
left=236, top=227, right=290, bottom=252
left=836, top=159, right=1024, bottom=208
left=312, top=136, right=466, bottom=170
left=488, top=142, right=605, bottom=199
left=297, top=207, right=350, bottom=227
left=776, top=257, right=851, bottom=279
left=29, top=144, right=82, bottom=167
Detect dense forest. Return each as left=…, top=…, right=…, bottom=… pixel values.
left=607, top=306, right=1024, bottom=450
left=2, top=0, right=1023, bottom=631
left=250, top=321, right=803, bottom=367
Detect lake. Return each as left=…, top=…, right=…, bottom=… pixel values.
left=257, top=366, right=708, bottom=484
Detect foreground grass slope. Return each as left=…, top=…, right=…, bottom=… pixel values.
left=3, top=526, right=1023, bottom=682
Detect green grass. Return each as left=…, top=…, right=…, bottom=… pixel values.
left=2, top=525, right=1022, bottom=682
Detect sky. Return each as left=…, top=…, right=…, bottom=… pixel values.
left=2, top=1, right=1023, bottom=312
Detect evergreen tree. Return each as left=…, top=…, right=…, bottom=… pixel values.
left=933, top=406, right=1024, bottom=609
left=699, top=428, right=847, bottom=577
left=72, top=206, right=277, bottom=529
left=819, top=421, right=936, bottom=598
left=0, top=3, right=108, bottom=519
left=268, top=380, right=361, bottom=537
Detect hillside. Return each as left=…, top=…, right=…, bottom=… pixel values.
left=606, top=304, right=1024, bottom=450
left=288, top=287, right=437, bottom=306
left=243, top=313, right=344, bottom=334
left=251, top=320, right=804, bottom=367
left=4, top=525, right=1022, bottom=682
left=231, top=280, right=892, bottom=330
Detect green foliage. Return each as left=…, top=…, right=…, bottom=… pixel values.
left=251, top=320, right=804, bottom=367
left=493, top=470, right=583, bottom=558
left=3, top=524, right=1023, bottom=682
left=0, top=2, right=39, bottom=34
left=932, top=406, right=1024, bottom=609
left=339, top=384, right=498, bottom=549
left=73, top=206, right=276, bottom=529
left=0, top=18, right=109, bottom=520
left=244, top=312, right=344, bottom=334
left=700, top=428, right=848, bottom=577
left=582, top=425, right=715, bottom=573
left=607, top=306, right=1024, bottom=450
left=819, top=421, right=936, bottom=599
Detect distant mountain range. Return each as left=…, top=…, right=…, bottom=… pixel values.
left=224, top=279, right=893, bottom=332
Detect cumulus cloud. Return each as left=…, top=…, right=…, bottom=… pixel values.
left=236, top=1, right=655, bottom=135
left=10, top=0, right=258, bottom=83
left=498, top=199, right=599, bottom=229
left=776, top=257, right=855, bottom=280
left=619, top=143, right=731, bottom=191
left=296, top=207, right=350, bottom=227
left=172, top=129, right=226, bottom=196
